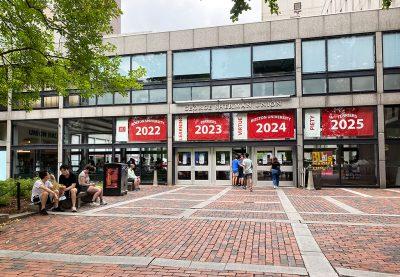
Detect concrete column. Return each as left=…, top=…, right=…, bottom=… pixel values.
left=296, top=108, right=303, bottom=188
left=6, top=119, right=11, bottom=179
left=376, top=32, right=386, bottom=188
left=57, top=118, right=63, bottom=179
left=167, top=50, right=174, bottom=185
left=295, top=38, right=302, bottom=97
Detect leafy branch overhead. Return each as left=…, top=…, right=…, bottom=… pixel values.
left=0, top=0, right=144, bottom=110
left=230, top=0, right=393, bottom=22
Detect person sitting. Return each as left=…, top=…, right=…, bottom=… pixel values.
left=127, top=163, right=141, bottom=191
left=31, top=170, right=63, bottom=215
left=59, top=165, right=79, bottom=212
left=78, top=165, right=107, bottom=206
left=48, top=174, right=66, bottom=201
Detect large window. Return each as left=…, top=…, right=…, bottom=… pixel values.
left=0, top=121, right=6, bottom=146
left=13, top=92, right=59, bottom=110
left=302, top=35, right=375, bottom=94
left=383, top=33, right=400, bottom=91
left=211, top=47, right=251, bottom=79
left=173, top=50, right=210, bottom=81
left=132, top=53, right=166, bottom=83
left=253, top=42, right=294, bottom=76
left=384, top=105, right=400, bottom=187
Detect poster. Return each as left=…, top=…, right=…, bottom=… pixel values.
left=233, top=113, right=248, bottom=140
left=221, top=153, right=226, bottom=165
left=186, top=114, right=230, bottom=141
left=105, top=167, right=119, bottom=189
left=174, top=115, right=188, bottom=142
left=247, top=111, right=295, bottom=140
left=304, top=109, right=321, bottom=138
left=321, top=107, right=374, bottom=137
left=182, top=153, right=187, bottom=165
left=116, top=119, right=129, bottom=142
left=312, top=151, right=334, bottom=175
left=129, top=116, right=167, bottom=142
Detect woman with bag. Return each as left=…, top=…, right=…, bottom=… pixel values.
left=271, top=157, right=281, bottom=189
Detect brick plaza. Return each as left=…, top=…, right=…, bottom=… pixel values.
left=0, top=186, right=399, bottom=276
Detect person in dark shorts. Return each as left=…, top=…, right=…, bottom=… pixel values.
left=238, top=154, right=245, bottom=187
left=59, top=164, right=79, bottom=212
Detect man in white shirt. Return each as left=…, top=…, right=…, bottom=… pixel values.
left=242, top=153, right=254, bottom=192
left=127, top=163, right=141, bottom=191
left=78, top=165, right=107, bottom=205
left=31, top=170, right=62, bottom=215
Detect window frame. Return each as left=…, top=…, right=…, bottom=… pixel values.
left=382, top=31, right=400, bottom=92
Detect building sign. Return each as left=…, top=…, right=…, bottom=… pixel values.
left=174, top=114, right=230, bottom=141
left=116, top=116, right=167, bottom=142
left=183, top=99, right=285, bottom=113
left=233, top=111, right=295, bottom=140
left=305, top=107, right=375, bottom=138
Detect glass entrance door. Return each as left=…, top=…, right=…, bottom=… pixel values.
left=214, top=148, right=231, bottom=185
left=254, top=147, right=294, bottom=187
left=176, top=148, right=210, bottom=185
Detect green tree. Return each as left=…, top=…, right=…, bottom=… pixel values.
left=230, top=0, right=394, bottom=22
left=0, top=0, right=144, bottom=110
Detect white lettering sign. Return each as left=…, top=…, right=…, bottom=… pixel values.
left=116, top=119, right=128, bottom=142
left=304, top=109, right=321, bottom=138
left=233, top=113, right=248, bottom=140
left=174, top=115, right=187, bottom=142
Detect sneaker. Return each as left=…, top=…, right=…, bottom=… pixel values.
left=40, top=209, right=48, bottom=215
left=71, top=207, right=77, bottom=213
left=100, top=201, right=108, bottom=206
left=89, top=202, right=100, bottom=207
left=273, top=185, right=277, bottom=189
left=59, top=195, right=67, bottom=201
left=53, top=207, right=64, bottom=212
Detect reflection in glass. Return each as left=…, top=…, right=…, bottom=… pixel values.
left=192, top=86, right=210, bottom=101
left=149, top=89, right=167, bottom=103
left=352, top=76, right=375, bottom=91
left=256, top=150, right=273, bottom=166
left=212, top=47, right=251, bottom=79
left=329, top=78, right=350, bottom=93
left=253, top=82, right=273, bottom=97
left=173, top=50, right=210, bottom=80
left=43, top=96, right=59, bottom=108
left=114, top=92, right=130, bottom=104
left=132, top=53, right=166, bottom=82
left=302, top=40, right=326, bottom=73
left=132, top=90, right=149, bottom=104
left=216, top=171, right=230, bottom=180
left=118, top=56, right=131, bottom=76
left=274, top=81, right=295, bottom=96
left=253, top=43, right=294, bottom=75
left=232, top=84, right=250, bottom=98
left=383, top=33, right=400, bottom=68
left=97, top=93, right=114, bottom=105
left=303, top=79, right=327, bottom=94
left=384, top=74, right=400, bottom=90
left=173, top=87, right=191, bottom=102
left=212, top=86, right=230, bottom=99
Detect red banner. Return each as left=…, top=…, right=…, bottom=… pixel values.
left=129, top=116, right=167, bottom=142
left=247, top=111, right=295, bottom=140
left=187, top=114, right=230, bottom=141
left=321, top=107, right=374, bottom=137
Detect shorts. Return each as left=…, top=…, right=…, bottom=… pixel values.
left=232, top=172, right=239, bottom=177
left=32, top=195, right=52, bottom=205
left=245, top=173, right=253, bottom=179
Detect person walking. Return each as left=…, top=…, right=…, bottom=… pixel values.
left=271, top=157, right=281, bottom=189
left=242, top=153, right=253, bottom=192
left=231, top=155, right=239, bottom=186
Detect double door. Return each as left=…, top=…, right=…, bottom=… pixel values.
left=254, top=146, right=295, bottom=187
left=176, top=148, right=232, bottom=185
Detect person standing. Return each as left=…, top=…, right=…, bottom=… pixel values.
left=242, top=153, right=253, bottom=192
left=231, top=155, right=239, bottom=186
left=271, top=157, right=281, bottom=189
left=238, top=154, right=245, bottom=187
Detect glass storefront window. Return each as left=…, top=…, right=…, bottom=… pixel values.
left=212, top=86, right=230, bottom=99
left=64, top=118, right=113, bottom=145
left=68, top=95, right=80, bottom=107
left=178, top=171, right=191, bottom=180
left=253, top=82, right=273, bottom=97
left=195, top=151, right=208, bottom=166
left=386, top=143, right=400, bottom=187
left=178, top=152, right=191, bottom=165
left=328, top=36, right=374, bottom=71
left=304, top=144, right=377, bottom=187
left=232, top=84, right=250, bottom=98
left=13, top=149, right=58, bottom=178
left=173, top=50, right=210, bottom=80
left=383, top=33, right=400, bottom=68
left=12, top=119, right=58, bottom=145
left=173, top=87, right=191, bottom=102
left=211, top=47, right=251, bottom=79
left=132, top=53, right=167, bottom=82
left=302, top=40, right=326, bottom=73
left=0, top=121, right=6, bottom=146
left=253, top=42, right=294, bottom=76
left=216, top=151, right=230, bottom=166
left=43, top=96, right=59, bottom=108
left=385, top=106, right=400, bottom=139
left=303, top=79, right=327, bottom=94
left=192, top=86, right=210, bottom=101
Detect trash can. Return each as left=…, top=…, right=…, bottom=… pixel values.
left=103, top=163, right=128, bottom=196
left=312, top=169, right=322, bottom=190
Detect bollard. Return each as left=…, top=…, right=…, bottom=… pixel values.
left=153, top=169, right=158, bottom=186
left=307, top=169, right=315, bottom=190
left=16, top=181, right=21, bottom=211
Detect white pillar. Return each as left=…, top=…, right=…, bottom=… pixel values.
left=167, top=50, right=173, bottom=186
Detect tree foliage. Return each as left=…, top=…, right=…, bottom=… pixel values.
left=0, top=0, right=144, bottom=110
left=230, top=0, right=394, bottom=22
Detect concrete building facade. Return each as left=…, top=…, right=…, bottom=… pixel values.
left=1, top=8, right=400, bottom=188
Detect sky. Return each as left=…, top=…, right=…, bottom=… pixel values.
left=121, top=0, right=261, bottom=34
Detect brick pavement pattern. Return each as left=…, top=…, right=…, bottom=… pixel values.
left=1, top=185, right=400, bottom=276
